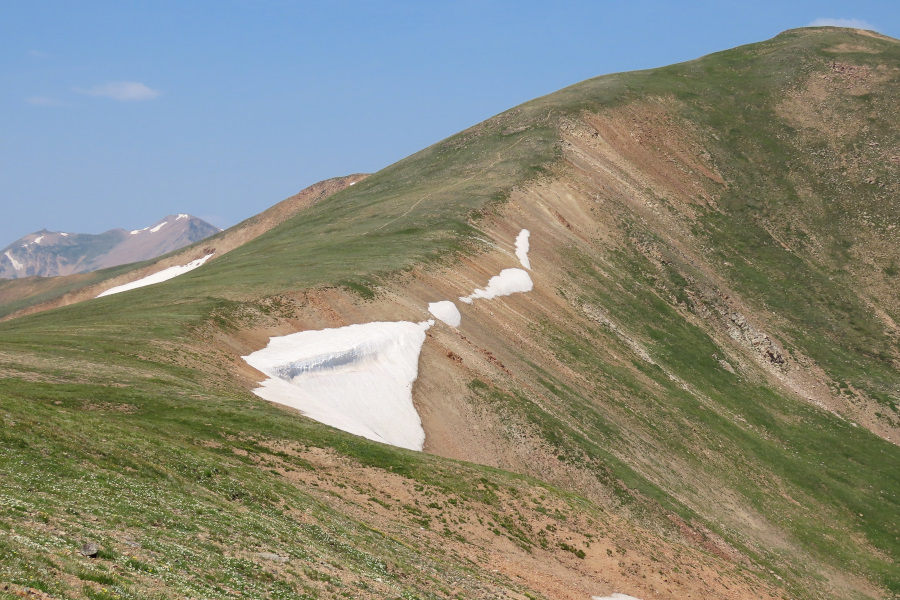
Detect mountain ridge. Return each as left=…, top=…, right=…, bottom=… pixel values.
left=0, top=214, right=221, bottom=279
left=0, top=174, right=367, bottom=322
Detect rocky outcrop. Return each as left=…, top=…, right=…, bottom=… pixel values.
left=726, top=312, right=785, bottom=366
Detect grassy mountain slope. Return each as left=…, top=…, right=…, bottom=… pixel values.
left=1, top=27, right=899, bottom=600
left=0, top=175, right=365, bottom=322
left=0, top=261, right=149, bottom=321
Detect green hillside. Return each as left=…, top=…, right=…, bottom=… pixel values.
left=2, top=27, right=899, bottom=600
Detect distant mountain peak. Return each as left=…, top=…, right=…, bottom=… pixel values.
left=128, top=214, right=200, bottom=236
left=0, top=214, right=221, bottom=279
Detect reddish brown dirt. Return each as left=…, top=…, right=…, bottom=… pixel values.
left=247, top=441, right=787, bottom=600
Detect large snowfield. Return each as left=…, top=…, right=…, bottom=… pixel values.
left=243, top=320, right=434, bottom=451
left=244, top=228, right=534, bottom=450
left=96, top=254, right=213, bottom=297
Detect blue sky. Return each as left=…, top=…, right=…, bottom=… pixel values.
left=1, top=1, right=897, bottom=245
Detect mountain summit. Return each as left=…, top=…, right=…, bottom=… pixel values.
left=0, top=214, right=221, bottom=278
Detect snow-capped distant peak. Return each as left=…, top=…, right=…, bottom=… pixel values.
left=4, top=250, right=24, bottom=271
left=130, top=215, right=202, bottom=235
left=2, top=215, right=221, bottom=279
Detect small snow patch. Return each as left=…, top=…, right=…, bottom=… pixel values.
left=149, top=221, right=168, bottom=233
left=130, top=227, right=149, bottom=235
left=176, top=213, right=189, bottom=220
left=428, top=301, right=461, bottom=327
left=349, top=181, right=356, bottom=185
left=60, top=232, right=68, bottom=237
left=33, top=235, right=44, bottom=244
left=4, top=251, right=24, bottom=271
left=243, top=320, right=433, bottom=451
left=96, top=254, right=213, bottom=297
left=515, top=229, right=530, bottom=269
left=460, top=268, right=533, bottom=304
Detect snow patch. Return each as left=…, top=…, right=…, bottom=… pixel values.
left=592, top=595, right=643, bottom=600
left=460, top=268, right=533, bottom=304
left=176, top=213, right=189, bottom=220
left=428, top=301, right=461, bottom=327
left=149, top=221, right=168, bottom=233
left=243, top=320, right=434, bottom=451
left=33, top=235, right=44, bottom=244
left=515, top=229, right=530, bottom=269
left=60, top=233, right=68, bottom=237
left=4, top=251, right=24, bottom=271
left=130, top=227, right=149, bottom=235
left=96, top=254, right=213, bottom=297
left=349, top=181, right=356, bottom=185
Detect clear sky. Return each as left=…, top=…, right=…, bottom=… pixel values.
left=1, top=1, right=897, bottom=245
